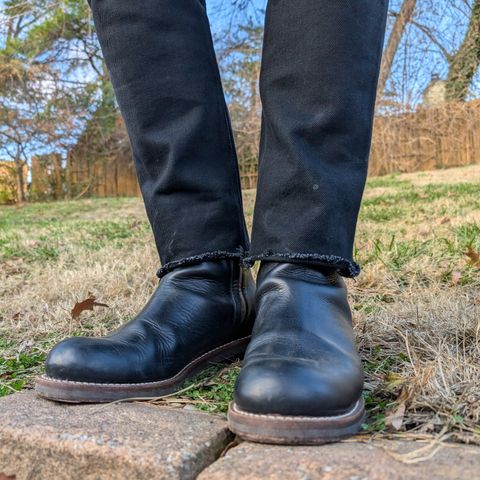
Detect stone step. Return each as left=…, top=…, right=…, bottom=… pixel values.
left=198, top=437, right=480, bottom=480
left=0, top=391, right=231, bottom=480
left=2, top=392, right=479, bottom=480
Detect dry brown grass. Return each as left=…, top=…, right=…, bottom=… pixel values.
left=0, top=166, right=479, bottom=442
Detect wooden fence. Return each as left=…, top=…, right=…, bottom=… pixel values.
left=369, top=99, right=480, bottom=176
left=243, top=100, right=480, bottom=185
left=30, top=154, right=64, bottom=200
left=66, top=118, right=141, bottom=198
left=2, top=100, right=480, bottom=203
left=68, top=147, right=141, bottom=198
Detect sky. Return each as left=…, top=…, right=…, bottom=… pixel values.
left=1, top=0, right=479, bottom=142
left=1, top=0, right=478, bottom=108
left=1, top=0, right=479, bottom=164
left=206, top=0, right=480, bottom=108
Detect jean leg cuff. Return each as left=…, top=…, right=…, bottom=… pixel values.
left=242, top=252, right=360, bottom=278
left=157, top=250, right=247, bottom=278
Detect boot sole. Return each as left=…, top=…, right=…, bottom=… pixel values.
left=227, top=397, right=366, bottom=445
left=35, top=336, right=250, bottom=403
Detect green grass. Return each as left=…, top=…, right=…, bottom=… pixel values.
left=1, top=165, right=480, bottom=440
left=356, top=177, right=480, bottom=288
left=365, top=173, right=411, bottom=189
left=179, top=365, right=241, bottom=414
left=0, top=345, right=46, bottom=396
left=0, top=198, right=150, bottom=263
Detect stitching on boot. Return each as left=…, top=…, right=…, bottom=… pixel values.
left=39, top=336, right=251, bottom=387
left=242, top=252, right=361, bottom=278
left=230, top=400, right=363, bottom=421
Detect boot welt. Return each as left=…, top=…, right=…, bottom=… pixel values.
left=35, top=336, right=250, bottom=404
left=227, top=397, right=366, bottom=445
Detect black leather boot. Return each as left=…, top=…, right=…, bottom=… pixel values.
left=228, top=262, right=365, bottom=444
left=36, top=261, right=255, bottom=403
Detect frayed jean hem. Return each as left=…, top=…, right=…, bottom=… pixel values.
left=243, top=252, right=360, bottom=278
left=157, top=251, right=246, bottom=278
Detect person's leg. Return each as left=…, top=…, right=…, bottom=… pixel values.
left=36, top=0, right=254, bottom=402
left=91, top=0, right=249, bottom=269
left=229, top=0, right=388, bottom=443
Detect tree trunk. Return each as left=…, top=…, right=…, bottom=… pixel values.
left=377, top=0, right=417, bottom=99
left=15, top=157, right=26, bottom=205
left=445, top=0, right=480, bottom=102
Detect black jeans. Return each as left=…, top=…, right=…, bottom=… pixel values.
left=88, top=0, right=388, bottom=278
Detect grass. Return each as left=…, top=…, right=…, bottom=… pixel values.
left=1, top=165, right=480, bottom=443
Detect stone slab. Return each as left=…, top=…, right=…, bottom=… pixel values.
left=0, top=391, right=232, bottom=480
left=198, top=438, right=480, bottom=480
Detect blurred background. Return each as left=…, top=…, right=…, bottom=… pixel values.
left=1, top=0, right=480, bottom=202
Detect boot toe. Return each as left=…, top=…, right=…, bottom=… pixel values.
left=234, top=357, right=363, bottom=417
left=45, top=337, right=119, bottom=383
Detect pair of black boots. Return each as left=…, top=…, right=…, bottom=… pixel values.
left=37, top=260, right=364, bottom=445
left=36, top=0, right=389, bottom=444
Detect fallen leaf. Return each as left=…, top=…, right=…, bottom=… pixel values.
left=435, top=216, right=450, bottom=225
left=0, top=474, right=16, bottom=480
left=71, top=295, right=109, bottom=320
left=385, top=402, right=406, bottom=431
left=466, top=246, right=480, bottom=268
left=451, top=270, right=462, bottom=286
